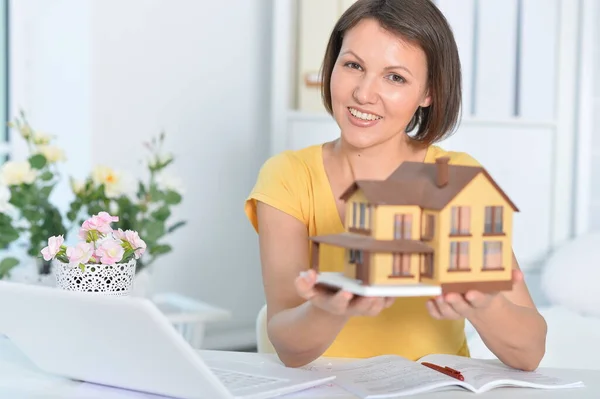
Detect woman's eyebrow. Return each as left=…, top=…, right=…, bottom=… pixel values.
left=384, top=64, right=413, bottom=77
left=340, top=49, right=413, bottom=77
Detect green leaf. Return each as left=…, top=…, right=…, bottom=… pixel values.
left=29, top=154, right=47, bottom=169
left=137, top=182, right=147, bottom=197
left=0, top=257, right=19, bottom=278
left=56, top=253, right=69, bottom=263
left=145, top=220, right=165, bottom=242
left=40, top=171, right=53, bottom=181
left=167, top=221, right=186, bottom=233
left=40, top=186, right=53, bottom=198
left=150, top=244, right=172, bottom=256
left=164, top=190, right=182, bottom=205
left=149, top=185, right=164, bottom=201
left=151, top=205, right=171, bottom=221
left=121, top=248, right=136, bottom=262
left=0, top=224, right=20, bottom=245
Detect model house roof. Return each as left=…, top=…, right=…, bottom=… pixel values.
left=339, top=157, right=519, bottom=211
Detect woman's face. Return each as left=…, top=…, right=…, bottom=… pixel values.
left=330, top=18, right=431, bottom=150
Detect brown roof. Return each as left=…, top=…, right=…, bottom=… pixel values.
left=310, top=232, right=434, bottom=253
left=339, top=160, right=519, bottom=211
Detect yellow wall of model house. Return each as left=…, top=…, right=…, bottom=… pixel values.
left=434, top=174, right=514, bottom=284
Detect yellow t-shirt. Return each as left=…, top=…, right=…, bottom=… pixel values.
left=244, top=143, right=480, bottom=360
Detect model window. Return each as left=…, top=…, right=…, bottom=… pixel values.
left=349, top=249, right=363, bottom=264
left=392, top=254, right=411, bottom=276
left=484, top=206, right=503, bottom=234
left=394, top=214, right=412, bottom=239
left=483, top=241, right=502, bottom=268
left=352, top=202, right=371, bottom=230
left=450, top=206, right=471, bottom=235
left=449, top=241, right=469, bottom=270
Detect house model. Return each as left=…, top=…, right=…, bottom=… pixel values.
left=310, top=156, right=518, bottom=296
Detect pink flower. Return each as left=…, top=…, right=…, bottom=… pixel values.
left=41, top=235, right=64, bottom=261
left=78, top=212, right=119, bottom=240
left=95, top=239, right=125, bottom=265
left=66, top=242, right=94, bottom=266
left=114, top=228, right=147, bottom=259
left=97, top=211, right=119, bottom=224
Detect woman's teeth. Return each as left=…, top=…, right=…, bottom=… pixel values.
left=348, top=107, right=382, bottom=121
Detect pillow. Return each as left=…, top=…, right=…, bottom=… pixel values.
left=540, top=231, right=600, bottom=316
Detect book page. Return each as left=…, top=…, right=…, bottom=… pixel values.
left=419, top=354, right=584, bottom=393
left=323, top=355, right=468, bottom=399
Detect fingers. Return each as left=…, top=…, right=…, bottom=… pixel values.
left=315, top=289, right=354, bottom=315
left=294, top=270, right=394, bottom=317
left=512, top=269, right=524, bottom=283
left=358, top=297, right=387, bottom=317
left=427, top=295, right=463, bottom=320
left=294, top=270, right=318, bottom=300
left=444, top=293, right=473, bottom=316
left=464, top=290, right=489, bottom=308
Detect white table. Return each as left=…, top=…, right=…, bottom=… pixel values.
left=0, top=337, right=598, bottom=398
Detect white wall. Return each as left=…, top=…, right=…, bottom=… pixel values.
left=9, top=0, right=272, bottom=349
left=592, top=1, right=600, bottom=231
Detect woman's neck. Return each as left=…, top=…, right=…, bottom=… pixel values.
left=331, top=134, right=428, bottom=181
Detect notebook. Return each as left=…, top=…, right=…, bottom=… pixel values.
left=304, top=353, right=585, bottom=398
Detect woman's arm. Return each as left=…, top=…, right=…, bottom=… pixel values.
left=467, top=253, right=547, bottom=371
left=256, top=202, right=350, bottom=367
left=427, top=251, right=547, bottom=370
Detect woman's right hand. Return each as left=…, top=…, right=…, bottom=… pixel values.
left=295, top=269, right=395, bottom=317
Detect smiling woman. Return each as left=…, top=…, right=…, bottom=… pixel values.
left=245, top=0, right=547, bottom=371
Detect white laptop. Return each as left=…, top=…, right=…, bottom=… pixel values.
left=0, top=281, right=335, bottom=399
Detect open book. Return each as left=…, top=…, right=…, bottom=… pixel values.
left=306, top=353, right=585, bottom=398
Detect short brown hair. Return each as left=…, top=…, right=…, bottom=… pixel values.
left=320, top=0, right=462, bottom=145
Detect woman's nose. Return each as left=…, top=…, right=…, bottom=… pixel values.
left=352, top=76, right=379, bottom=104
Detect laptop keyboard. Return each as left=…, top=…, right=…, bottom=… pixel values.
left=211, top=367, right=284, bottom=392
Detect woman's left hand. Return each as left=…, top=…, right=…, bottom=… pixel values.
left=426, top=269, right=524, bottom=320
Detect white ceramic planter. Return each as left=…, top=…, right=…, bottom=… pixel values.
left=54, top=259, right=137, bottom=296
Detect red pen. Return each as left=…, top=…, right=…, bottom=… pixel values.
left=422, top=362, right=465, bottom=381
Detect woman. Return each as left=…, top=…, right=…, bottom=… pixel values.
left=245, top=0, right=547, bottom=370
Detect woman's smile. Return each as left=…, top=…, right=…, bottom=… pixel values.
left=347, top=106, right=383, bottom=128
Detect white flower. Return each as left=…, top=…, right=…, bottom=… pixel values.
left=92, top=165, right=130, bottom=199
left=32, top=132, right=53, bottom=145
left=0, top=184, right=13, bottom=214
left=37, top=145, right=66, bottom=163
left=155, top=171, right=185, bottom=194
left=148, top=152, right=173, bottom=169
left=0, top=161, right=37, bottom=186
left=69, top=177, right=85, bottom=195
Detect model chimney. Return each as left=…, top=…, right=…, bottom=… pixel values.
left=435, top=156, right=450, bottom=187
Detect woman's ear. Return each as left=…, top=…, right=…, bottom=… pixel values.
left=420, top=90, right=432, bottom=108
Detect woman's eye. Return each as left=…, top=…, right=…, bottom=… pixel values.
left=388, top=74, right=405, bottom=83
left=345, top=62, right=362, bottom=70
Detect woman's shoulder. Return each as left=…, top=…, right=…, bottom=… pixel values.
left=260, top=144, right=324, bottom=173
left=426, top=144, right=481, bottom=167
left=245, top=144, right=324, bottom=232
left=255, top=144, right=326, bottom=187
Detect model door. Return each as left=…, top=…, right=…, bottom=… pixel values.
left=351, top=249, right=369, bottom=284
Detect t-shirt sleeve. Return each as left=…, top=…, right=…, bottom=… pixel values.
left=244, top=151, right=308, bottom=233
left=448, top=151, right=482, bottom=167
